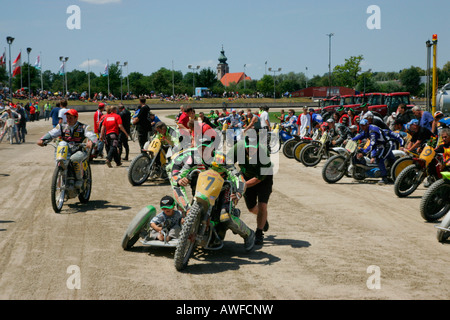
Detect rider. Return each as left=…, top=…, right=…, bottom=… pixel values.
left=351, top=118, right=404, bottom=185
left=169, top=136, right=255, bottom=251
left=37, top=109, right=96, bottom=189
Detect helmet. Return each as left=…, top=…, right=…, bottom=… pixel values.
left=360, top=119, right=369, bottom=126
left=434, top=111, right=444, bottom=118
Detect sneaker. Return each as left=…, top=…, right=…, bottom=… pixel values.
left=244, top=230, right=255, bottom=251
left=378, top=178, right=389, bottom=185
left=116, top=162, right=122, bottom=167
left=255, top=229, right=264, bottom=245
left=105, top=159, right=112, bottom=168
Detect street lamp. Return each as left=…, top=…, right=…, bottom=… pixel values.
left=116, top=61, right=127, bottom=102
left=326, top=33, right=334, bottom=95
left=188, top=65, right=200, bottom=97
left=6, top=36, right=14, bottom=101
left=59, top=56, right=69, bottom=96
left=268, top=67, right=282, bottom=100
left=26, top=47, right=32, bottom=105
left=244, top=64, right=246, bottom=90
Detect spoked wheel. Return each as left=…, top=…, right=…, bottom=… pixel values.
left=293, top=141, right=309, bottom=163
left=299, top=144, right=323, bottom=167
left=268, top=132, right=281, bottom=154
left=420, top=179, right=450, bottom=222
left=282, top=138, right=298, bottom=159
left=174, top=202, right=202, bottom=271
left=390, top=157, right=414, bottom=182
left=78, top=164, right=92, bottom=203
left=437, top=211, right=450, bottom=243
left=394, top=165, right=423, bottom=198
left=322, top=155, right=347, bottom=184
left=121, top=205, right=156, bottom=250
left=51, top=166, right=66, bottom=213
left=128, top=153, right=152, bottom=186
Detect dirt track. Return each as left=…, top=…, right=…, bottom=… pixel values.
left=1, top=109, right=450, bottom=301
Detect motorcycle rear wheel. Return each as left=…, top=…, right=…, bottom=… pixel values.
left=299, top=144, right=322, bottom=167
left=174, top=202, right=202, bottom=271
left=437, top=211, right=450, bottom=242
left=282, top=138, right=298, bottom=159
left=394, top=164, right=422, bottom=198
left=121, top=205, right=156, bottom=250
left=78, top=164, right=92, bottom=203
left=420, top=179, right=450, bottom=222
left=51, top=166, right=66, bottom=213
left=293, top=141, right=309, bottom=163
left=322, top=154, right=346, bottom=184
left=268, top=132, right=280, bottom=154
left=128, top=153, right=152, bottom=186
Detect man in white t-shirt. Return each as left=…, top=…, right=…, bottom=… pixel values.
left=58, top=100, right=69, bottom=125
left=259, top=106, right=270, bottom=130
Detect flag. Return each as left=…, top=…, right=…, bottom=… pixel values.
left=12, top=52, right=21, bottom=77
left=58, top=63, right=65, bottom=75
left=0, top=50, right=5, bottom=68
left=34, top=55, right=41, bottom=70
left=102, top=63, right=109, bottom=77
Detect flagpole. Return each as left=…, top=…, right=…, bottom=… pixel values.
left=40, top=52, right=43, bottom=91
left=107, top=59, right=110, bottom=96
left=20, top=49, right=23, bottom=90
left=88, top=58, right=91, bottom=100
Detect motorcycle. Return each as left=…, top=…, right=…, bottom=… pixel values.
left=174, top=167, right=244, bottom=271
left=121, top=205, right=179, bottom=250
left=0, top=118, right=20, bottom=144
left=420, top=172, right=450, bottom=222
left=48, top=139, right=94, bottom=213
left=394, top=144, right=444, bottom=198
left=322, top=139, right=406, bottom=184
left=297, top=131, right=347, bottom=167
left=280, top=125, right=318, bottom=159
left=127, top=135, right=171, bottom=186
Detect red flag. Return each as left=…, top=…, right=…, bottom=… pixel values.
left=0, top=51, right=5, bottom=67
left=12, top=52, right=21, bottom=77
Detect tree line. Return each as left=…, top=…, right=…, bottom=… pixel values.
left=1, top=55, right=449, bottom=99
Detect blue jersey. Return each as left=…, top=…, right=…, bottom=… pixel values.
left=352, top=125, right=403, bottom=158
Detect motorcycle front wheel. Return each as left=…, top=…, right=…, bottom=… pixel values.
left=437, top=210, right=450, bottom=242
left=394, top=164, right=422, bottom=198
left=51, top=166, right=66, bottom=213
left=174, top=202, right=202, bottom=271
left=293, top=141, right=309, bottom=163
left=78, top=164, right=92, bottom=203
left=128, top=153, right=152, bottom=186
left=390, top=156, right=413, bottom=182
left=420, top=179, right=450, bottom=222
left=282, top=138, right=298, bottom=159
left=299, top=144, right=322, bottom=167
left=322, top=154, right=347, bottom=184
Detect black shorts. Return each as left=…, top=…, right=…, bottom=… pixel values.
left=243, top=175, right=273, bottom=210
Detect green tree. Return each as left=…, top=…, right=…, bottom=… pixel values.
left=332, top=55, right=364, bottom=88
left=399, top=66, right=421, bottom=95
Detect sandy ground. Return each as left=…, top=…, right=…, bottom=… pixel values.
left=1, top=109, right=450, bottom=301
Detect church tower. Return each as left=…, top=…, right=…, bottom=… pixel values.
left=216, top=46, right=229, bottom=80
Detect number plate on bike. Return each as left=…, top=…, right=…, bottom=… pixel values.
left=419, top=145, right=435, bottom=166
left=345, top=140, right=357, bottom=153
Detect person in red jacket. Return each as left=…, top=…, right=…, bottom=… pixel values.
left=100, top=105, right=129, bottom=167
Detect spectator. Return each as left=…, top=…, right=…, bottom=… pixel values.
left=50, top=102, right=61, bottom=128
left=132, top=98, right=151, bottom=152
left=58, top=100, right=69, bottom=125
left=412, top=106, right=434, bottom=132
left=101, top=105, right=129, bottom=167
left=118, top=104, right=131, bottom=161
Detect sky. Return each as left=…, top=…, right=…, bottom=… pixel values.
left=1, top=0, right=449, bottom=81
